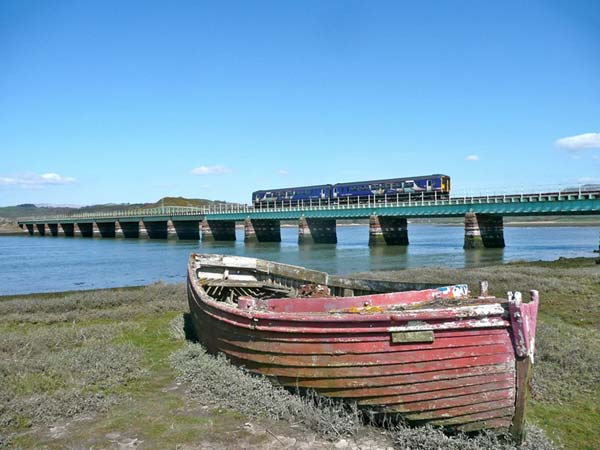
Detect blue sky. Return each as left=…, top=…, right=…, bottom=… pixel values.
left=1, top=0, right=599, bottom=206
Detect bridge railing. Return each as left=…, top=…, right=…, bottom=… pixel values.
left=17, top=186, right=600, bottom=223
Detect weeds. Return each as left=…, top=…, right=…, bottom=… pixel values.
left=532, top=319, right=600, bottom=403
left=0, top=282, right=186, bottom=325
left=0, top=337, right=147, bottom=429
left=170, top=343, right=362, bottom=439
left=390, top=423, right=556, bottom=450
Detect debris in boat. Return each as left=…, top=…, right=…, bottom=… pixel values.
left=298, top=284, right=332, bottom=298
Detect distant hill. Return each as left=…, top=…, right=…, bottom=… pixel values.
left=0, top=197, right=238, bottom=221
left=142, top=196, right=238, bottom=209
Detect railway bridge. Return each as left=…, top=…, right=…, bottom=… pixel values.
left=17, top=190, right=600, bottom=249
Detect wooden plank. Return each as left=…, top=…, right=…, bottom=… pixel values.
left=219, top=342, right=513, bottom=368
left=217, top=332, right=509, bottom=355
left=229, top=352, right=514, bottom=378
left=429, top=406, right=515, bottom=427
left=208, top=323, right=508, bottom=344
left=322, top=372, right=513, bottom=400
left=275, top=362, right=513, bottom=389
left=357, top=379, right=514, bottom=406
left=194, top=300, right=509, bottom=333
left=398, top=395, right=515, bottom=418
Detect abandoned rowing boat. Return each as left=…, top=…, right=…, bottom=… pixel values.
left=187, top=254, right=538, bottom=441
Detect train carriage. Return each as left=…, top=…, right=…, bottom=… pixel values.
left=334, top=174, right=450, bottom=204
left=252, top=174, right=450, bottom=208
left=252, top=184, right=332, bottom=208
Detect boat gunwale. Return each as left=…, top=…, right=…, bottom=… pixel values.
left=187, top=256, right=509, bottom=328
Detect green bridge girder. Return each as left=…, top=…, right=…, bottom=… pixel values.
left=17, top=197, right=600, bottom=225
left=205, top=198, right=600, bottom=221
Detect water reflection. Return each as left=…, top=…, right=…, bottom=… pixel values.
left=368, top=245, right=408, bottom=272
left=463, top=248, right=505, bottom=268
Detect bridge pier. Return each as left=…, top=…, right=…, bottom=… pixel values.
left=115, top=221, right=125, bottom=238
left=24, top=224, right=34, bottom=235
left=96, top=222, right=116, bottom=238
left=138, top=221, right=149, bottom=239
left=74, top=223, right=93, bottom=237
left=201, top=219, right=236, bottom=242
left=368, top=215, right=409, bottom=246
left=92, top=222, right=102, bottom=238
left=244, top=219, right=281, bottom=243
left=464, top=213, right=505, bottom=249
left=73, top=223, right=82, bottom=237
left=59, top=223, right=74, bottom=237
left=116, top=221, right=138, bottom=238
left=33, top=224, right=44, bottom=236
left=298, top=217, right=337, bottom=244
left=144, top=221, right=168, bottom=239
left=47, top=223, right=58, bottom=236
left=169, top=220, right=201, bottom=240
left=167, top=220, right=177, bottom=240
left=77, top=223, right=94, bottom=237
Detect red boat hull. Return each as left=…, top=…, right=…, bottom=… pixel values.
left=187, top=254, right=538, bottom=438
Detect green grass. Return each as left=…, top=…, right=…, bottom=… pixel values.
left=529, top=389, right=600, bottom=450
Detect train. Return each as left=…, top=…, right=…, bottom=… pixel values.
left=252, top=174, right=451, bottom=207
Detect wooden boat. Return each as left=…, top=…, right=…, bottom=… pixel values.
left=187, top=254, right=538, bottom=441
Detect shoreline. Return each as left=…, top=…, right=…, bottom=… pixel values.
left=2, top=255, right=598, bottom=299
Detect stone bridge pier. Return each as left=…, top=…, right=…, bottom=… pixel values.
left=464, top=212, right=505, bottom=249
left=169, top=220, right=201, bottom=240
left=244, top=219, right=281, bottom=243
left=33, top=224, right=45, bottom=236
left=75, top=223, right=93, bottom=237
left=95, top=222, right=116, bottom=238
left=368, top=215, right=409, bottom=246
left=143, top=221, right=168, bottom=239
left=298, top=217, right=337, bottom=244
left=113, top=221, right=138, bottom=238
left=59, top=223, right=74, bottom=236
left=46, top=223, right=59, bottom=236
left=201, top=219, right=236, bottom=242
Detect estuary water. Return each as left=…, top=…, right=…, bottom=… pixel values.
left=0, top=225, right=598, bottom=295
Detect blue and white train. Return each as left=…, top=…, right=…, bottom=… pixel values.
left=252, top=174, right=451, bottom=207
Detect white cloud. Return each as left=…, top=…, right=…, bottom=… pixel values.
left=0, top=172, right=76, bottom=188
left=278, top=169, right=288, bottom=176
left=465, top=155, right=479, bottom=161
left=190, top=165, right=231, bottom=175
left=555, top=133, right=600, bottom=152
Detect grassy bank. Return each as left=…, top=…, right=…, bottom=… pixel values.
left=1, top=258, right=598, bottom=449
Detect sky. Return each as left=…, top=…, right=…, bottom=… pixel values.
left=1, top=0, right=599, bottom=206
